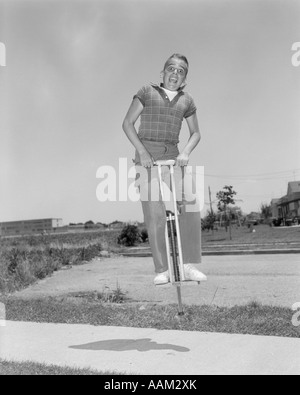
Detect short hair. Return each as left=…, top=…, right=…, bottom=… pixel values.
left=164, top=54, right=189, bottom=74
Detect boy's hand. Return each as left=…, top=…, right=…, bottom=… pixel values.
left=139, top=150, right=154, bottom=168
left=176, top=152, right=189, bottom=167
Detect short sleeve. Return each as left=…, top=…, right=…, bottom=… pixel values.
left=133, top=85, right=147, bottom=107
left=184, top=95, right=197, bottom=118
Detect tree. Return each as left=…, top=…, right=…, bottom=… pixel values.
left=84, top=220, right=95, bottom=229
left=216, top=185, right=237, bottom=240
left=202, top=210, right=217, bottom=232
left=229, top=206, right=244, bottom=226
left=260, top=203, right=272, bottom=223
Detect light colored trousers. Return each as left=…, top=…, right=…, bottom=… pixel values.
left=135, top=140, right=202, bottom=274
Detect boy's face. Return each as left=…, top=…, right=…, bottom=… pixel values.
left=162, top=58, right=188, bottom=91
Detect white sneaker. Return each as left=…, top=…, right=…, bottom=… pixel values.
left=154, top=270, right=170, bottom=285
left=184, top=264, right=207, bottom=282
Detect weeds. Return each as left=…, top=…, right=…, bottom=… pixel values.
left=101, top=284, right=128, bottom=303
left=68, top=284, right=128, bottom=304
left=0, top=236, right=105, bottom=294
left=5, top=247, right=29, bottom=275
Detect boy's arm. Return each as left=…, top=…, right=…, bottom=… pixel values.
left=122, top=98, right=154, bottom=167
left=176, top=112, right=201, bottom=166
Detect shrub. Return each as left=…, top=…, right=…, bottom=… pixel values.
left=140, top=228, right=149, bottom=243
left=117, top=225, right=142, bottom=247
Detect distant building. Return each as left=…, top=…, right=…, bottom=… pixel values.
left=271, top=181, right=300, bottom=225
left=108, top=220, right=124, bottom=230
left=0, top=218, right=64, bottom=237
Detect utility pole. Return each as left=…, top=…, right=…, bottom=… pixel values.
left=209, top=186, right=214, bottom=235
left=209, top=186, right=213, bottom=215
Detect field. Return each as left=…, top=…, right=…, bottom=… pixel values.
left=203, top=224, right=300, bottom=244
left=202, top=224, right=300, bottom=251
left=0, top=225, right=299, bottom=294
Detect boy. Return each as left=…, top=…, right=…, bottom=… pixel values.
left=122, top=54, right=207, bottom=285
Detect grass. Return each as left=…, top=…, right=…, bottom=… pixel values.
left=202, top=224, right=300, bottom=246
left=0, top=359, right=124, bottom=375
left=2, top=295, right=299, bottom=338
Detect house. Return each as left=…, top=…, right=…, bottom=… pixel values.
left=271, top=181, right=300, bottom=225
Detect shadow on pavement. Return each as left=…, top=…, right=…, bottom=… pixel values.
left=69, top=338, right=190, bottom=353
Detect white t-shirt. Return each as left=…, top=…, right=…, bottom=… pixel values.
left=162, top=87, right=178, bottom=102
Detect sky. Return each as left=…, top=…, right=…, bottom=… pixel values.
left=0, top=0, right=299, bottom=225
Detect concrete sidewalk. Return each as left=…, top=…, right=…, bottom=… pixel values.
left=13, top=254, right=300, bottom=308
left=1, top=321, right=300, bottom=375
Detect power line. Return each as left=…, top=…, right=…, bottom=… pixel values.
left=205, top=168, right=300, bottom=180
